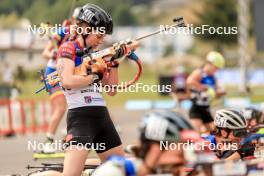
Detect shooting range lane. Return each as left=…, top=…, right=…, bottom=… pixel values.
left=0, top=108, right=144, bottom=175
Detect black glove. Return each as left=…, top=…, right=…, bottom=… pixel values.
left=111, top=39, right=139, bottom=60
left=111, top=44, right=126, bottom=60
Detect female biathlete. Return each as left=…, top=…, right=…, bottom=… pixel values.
left=187, top=51, right=226, bottom=133
left=41, top=8, right=80, bottom=153
left=56, top=4, right=139, bottom=176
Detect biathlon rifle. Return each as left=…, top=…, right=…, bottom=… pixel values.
left=26, top=163, right=97, bottom=171
left=35, top=17, right=186, bottom=93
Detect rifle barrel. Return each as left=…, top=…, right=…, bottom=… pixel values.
left=136, top=23, right=180, bottom=41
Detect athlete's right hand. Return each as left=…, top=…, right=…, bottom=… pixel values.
left=89, top=57, right=107, bottom=80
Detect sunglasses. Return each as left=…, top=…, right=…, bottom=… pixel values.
left=233, top=129, right=248, bottom=137
left=221, top=128, right=248, bottom=138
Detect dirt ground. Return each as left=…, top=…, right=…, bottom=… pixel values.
left=0, top=108, right=147, bottom=175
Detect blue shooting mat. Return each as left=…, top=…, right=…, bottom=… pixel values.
left=224, top=97, right=251, bottom=108
left=125, top=100, right=177, bottom=110
left=125, top=100, right=152, bottom=110
left=180, top=99, right=192, bottom=110
left=153, top=100, right=176, bottom=109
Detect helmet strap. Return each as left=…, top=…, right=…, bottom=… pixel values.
left=76, top=21, right=92, bottom=48
left=81, top=32, right=90, bottom=48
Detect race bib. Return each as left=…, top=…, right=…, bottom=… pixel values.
left=215, top=116, right=227, bottom=128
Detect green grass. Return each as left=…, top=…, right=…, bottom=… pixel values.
left=224, top=85, right=264, bottom=103
left=18, top=79, right=49, bottom=100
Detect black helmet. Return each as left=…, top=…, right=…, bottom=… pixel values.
left=139, top=110, right=194, bottom=142
left=77, top=4, right=113, bottom=34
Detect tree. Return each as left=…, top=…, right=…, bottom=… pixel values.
left=130, top=0, right=154, bottom=5
left=0, top=0, right=34, bottom=15
left=112, top=4, right=137, bottom=25
left=0, top=0, right=140, bottom=26
left=197, top=0, right=238, bottom=45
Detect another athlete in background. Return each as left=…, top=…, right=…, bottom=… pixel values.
left=241, top=107, right=263, bottom=131
left=203, top=108, right=253, bottom=160
left=187, top=51, right=226, bottom=133
left=41, top=7, right=80, bottom=153
left=93, top=110, right=206, bottom=176
left=170, top=65, right=189, bottom=106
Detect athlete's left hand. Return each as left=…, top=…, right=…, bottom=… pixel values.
left=112, top=40, right=140, bottom=60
